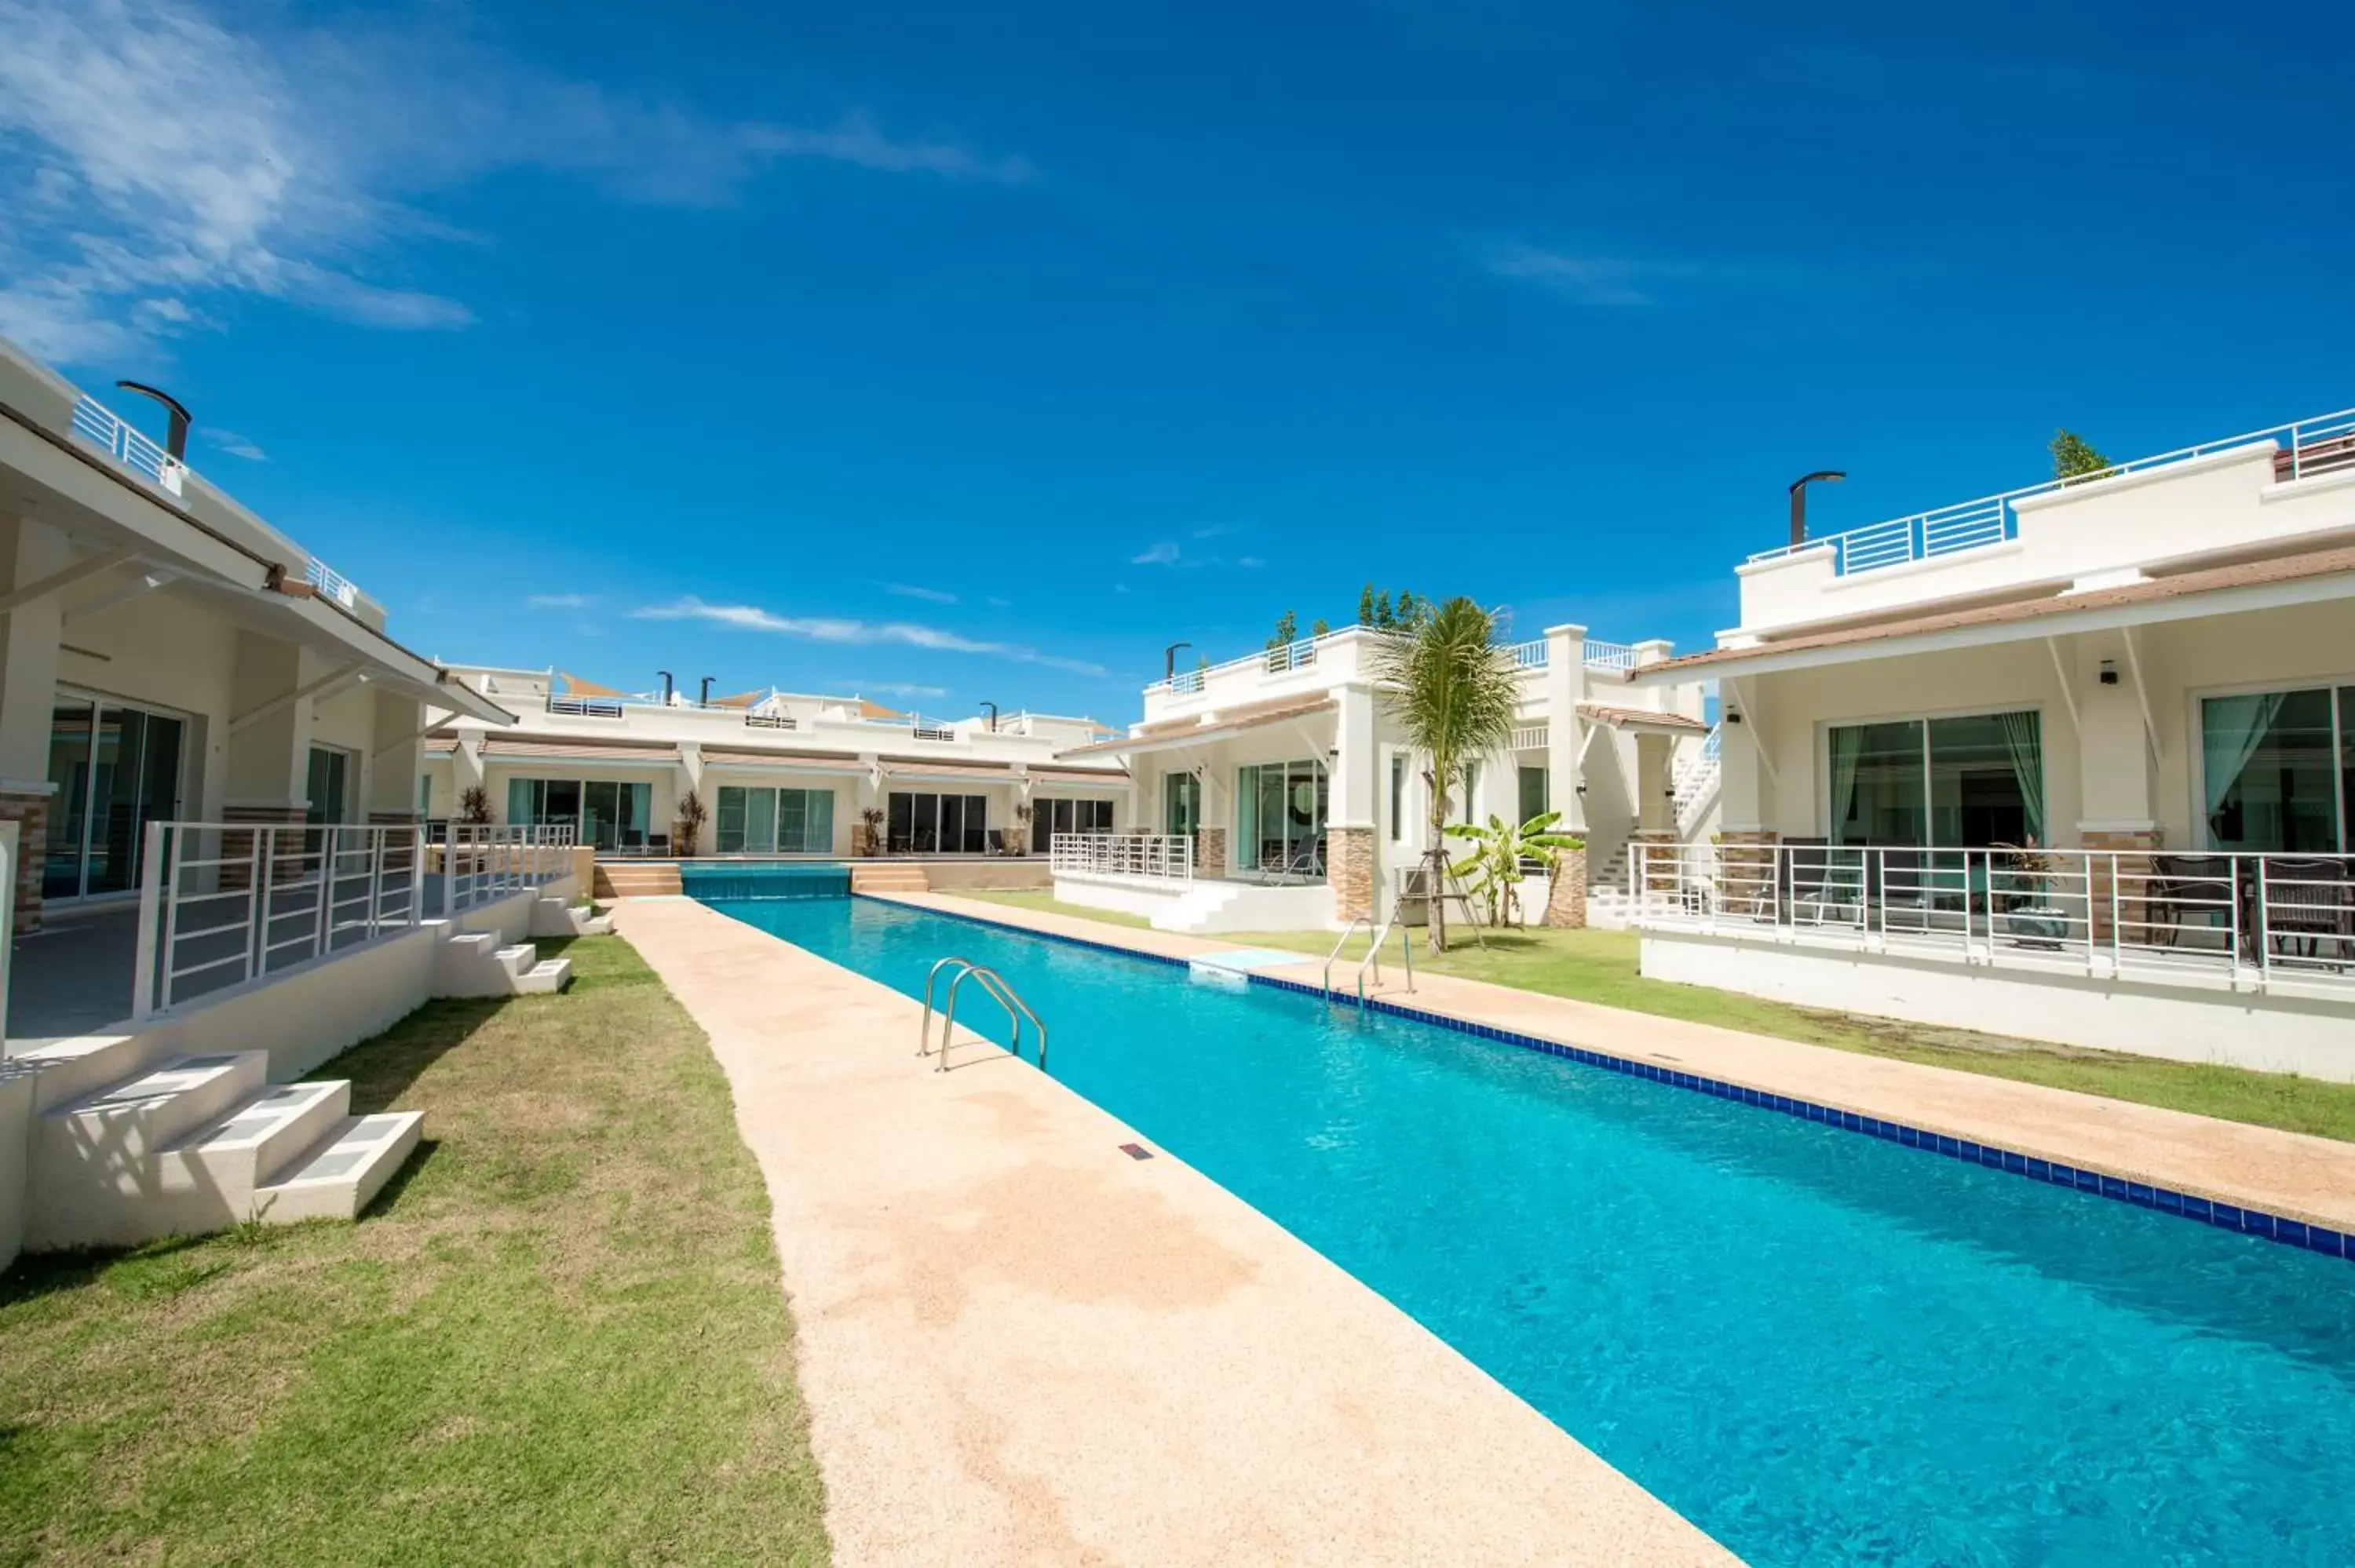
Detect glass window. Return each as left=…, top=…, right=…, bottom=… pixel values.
left=1828, top=720, right=1927, bottom=845
left=305, top=746, right=351, bottom=827
left=1237, top=761, right=1327, bottom=875
left=45, top=698, right=184, bottom=901
left=1458, top=762, right=1481, bottom=826
left=1164, top=772, right=1200, bottom=837
left=1389, top=753, right=1405, bottom=841
left=1827, top=712, right=2042, bottom=848
left=2202, top=688, right=2341, bottom=852
left=1517, top=764, right=1548, bottom=826
left=743, top=786, right=778, bottom=853
left=715, top=786, right=748, bottom=852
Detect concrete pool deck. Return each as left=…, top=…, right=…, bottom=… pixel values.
left=612, top=896, right=1734, bottom=1567
left=884, top=892, right=2355, bottom=1239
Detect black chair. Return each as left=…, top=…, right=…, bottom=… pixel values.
left=985, top=830, right=1006, bottom=856
left=2150, top=853, right=2233, bottom=948
left=2256, top=857, right=2353, bottom=964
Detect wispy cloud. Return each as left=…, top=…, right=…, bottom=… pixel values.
left=884, top=582, right=958, bottom=604
left=1479, top=239, right=1806, bottom=309
left=1130, top=538, right=1261, bottom=570
left=633, top=596, right=1108, bottom=676
left=1130, top=541, right=1181, bottom=566
left=856, top=681, right=949, bottom=699
left=204, top=428, right=266, bottom=461
left=527, top=593, right=593, bottom=610
left=0, top=0, right=1031, bottom=362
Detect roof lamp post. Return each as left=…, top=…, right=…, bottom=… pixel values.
left=1787, top=469, right=1847, bottom=548
left=657, top=670, right=675, bottom=705
left=1163, top=641, right=1192, bottom=681
left=981, top=702, right=999, bottom=731
left=115, top=381, right=192, bottom=460
left=698, top=675, right=715, bottom=708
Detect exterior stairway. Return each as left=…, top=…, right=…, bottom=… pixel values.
left=851, top=862, right=930, bottom=895
left=596, top=861, right=683, bottom=897
left=25, top=1049, right=422, bottom=1249
left=433, top=932, right=573, bottom=997
left=1586, top=843, right=1637, bottom=929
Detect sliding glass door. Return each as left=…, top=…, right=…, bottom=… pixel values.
left=1826, top=712, right=2041, bottom=848
left=714, top=786, right=836, bottom=853
left=305, top=746, right=352, bottom=826
left=888, top=792, right=988, bottom=854
left=1234, top=760, right=1327, bottom=877
left=1033, top=797, right=1113, bottom=856
left=506, top=776, right=652, bottom=851
left=1163, top=774, right=1200, bottom=839
left=44, top=695, right=186, bottom=901
left=2200, top=685, right=2354, bottom=851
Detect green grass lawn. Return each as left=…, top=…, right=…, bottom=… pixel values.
left=944, top=892, right=2355, bottom=1143
left=0, top=937, right=828, bottom=1566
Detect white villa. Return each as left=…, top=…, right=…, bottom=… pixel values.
left=1618, top=405, right=2355, bottom=1078
left=0, top=336, right=591, bottom=1271
left=421, top=667, right=1130, bottom=873
left=1047, top=622, right=1718, bottom=932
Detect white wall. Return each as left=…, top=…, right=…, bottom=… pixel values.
left=1642, top=929, right=2355, bottom=1080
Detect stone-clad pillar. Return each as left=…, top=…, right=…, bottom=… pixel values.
left=1542, top=845, right=1588, bottom=928
left=1328, top=826, right=1376, bottom=923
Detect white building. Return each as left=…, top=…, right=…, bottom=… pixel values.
left=0, top=335, right=584, bottom=1269
left=1619, top=404, right=2355, bottom=1077
left=1048, top=622, right=1718, bottom=932
left=425, top=666, right=1133, bottom=863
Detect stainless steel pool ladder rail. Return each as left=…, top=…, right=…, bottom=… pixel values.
left=918, top=955, right=1050, bottom=1074
left=1353, top=907, right=1415, bottom=1008
left=1323, top=918, right=1370, bottom=994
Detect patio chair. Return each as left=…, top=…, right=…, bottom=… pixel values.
left=2256, top=857, right=2353, bottom=965
left=1789, top=841, right=1861, bottom=925
left=2149, top=853, right=2233, bottom=948
left=985, top=830, right=1007, bottom=856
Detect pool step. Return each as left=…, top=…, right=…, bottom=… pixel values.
left=597, top=862, right=682, bottom=898
left=851, top=863, right=930, bottom=895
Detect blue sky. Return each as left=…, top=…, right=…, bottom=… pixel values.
left=4, top=1, right=2350, bottom=720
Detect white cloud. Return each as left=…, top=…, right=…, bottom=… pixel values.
left=528, top=593, right=592, bottom=610
left=204, top=428, right=266, bottom=460
left=1131, top=541, right=1181, bottom=565
left=1480, top=239, right=1807, bottom=309
left=0, top=0, right=1031, bottom=362
left=884, top=582, right=959, bottom=604
left=857, top=681, right=950, bottom=699
left=633, top=596, right=1108, bottom=676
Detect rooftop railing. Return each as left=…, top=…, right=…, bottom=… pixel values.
left=70, top=393, right=184, bottom=497
left=1148, top=625, right=1645, bottom=695
left=1747, top=406, right=2355, bottom=578
left=305, top=557, right=360, bottom=609
left=1582, top=639, right=1638, bottom=672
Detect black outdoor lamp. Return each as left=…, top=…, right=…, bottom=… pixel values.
left=657, top=669, right=675, bottom=704
left=1787, top=469, right=1848, bottom=547
left=1164, top=641, right=1192, bottom=681
left=698, top=675, right=716, bottom=707
left=115, top=380, right=192, bottom=460
left=982, top=702, right=999, bottom=731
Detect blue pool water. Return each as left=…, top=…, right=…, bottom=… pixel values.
left=713, top=895, right=2355, bottom=1566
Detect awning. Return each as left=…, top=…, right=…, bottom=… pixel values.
left=557, top=672, right=626, bottom=698
left=1057, top=695, right=1335, bottom=760
left=882, top=759, right=1018, bottom=784
left=480, top=736, right=681, bottom=764
left=1627, top=542, right=2355, bottom=685
left=699, top=746, right=867, bottom=774
left=1575, top=702, right=1709, bottom=735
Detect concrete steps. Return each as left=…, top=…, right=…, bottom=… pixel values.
left=851, top=863, right=930, bottom=894
left=597, top=862, right=682, bottom=898
left=26, top=1051, right=421, bottom=1249
left=433, top=932, right=573, bottom=998
left=531, top=893, right=614, bottom=939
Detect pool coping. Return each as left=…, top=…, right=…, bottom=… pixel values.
left=864, top=893, right=2355, bottom=1264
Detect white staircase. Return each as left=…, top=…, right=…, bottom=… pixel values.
left=25, top=1050, right=422, bottom=1250
left=531, top=894, right=612, bottom=939
left=433, top=932, right=573, bottom=997
left=1586, top=842, right=1638, bottom=930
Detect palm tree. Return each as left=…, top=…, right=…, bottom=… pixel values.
left=1445, top=810, right=1585, bottom=928
left=1370, top=596, right=1521, bottom=952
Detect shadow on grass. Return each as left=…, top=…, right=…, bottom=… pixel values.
left=0, top=1231, right=223, bottom=1311
left=358, top=1137, right=440, bottom=1220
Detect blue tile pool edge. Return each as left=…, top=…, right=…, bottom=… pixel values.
left=841, top=895, right=2353, bottom=1265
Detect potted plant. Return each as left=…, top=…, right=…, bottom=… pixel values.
left=858, top=806, right=887, bottom=857
left=1994, top=839, right=2069, bottom=947
left=458, top=786, right=491, bottom=826
left=675, top=789, right=708, bottom=859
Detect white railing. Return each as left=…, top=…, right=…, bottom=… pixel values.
left=548, top=695, right=627, bottom=718
left=436, top=823, right=576, bottom=915
left=304, top=557, right=361, bottom=609
left=1630, top=842, right=2355, bottom=998
left=1582, top=639, right=1638, bottom=672
left=1747, top=405, right=2355, bottom=578
left=911, top=724, right=958, bottom=742
left=1050, top=831, right=1196, bottom=881
left=1148, top=625, right=1365, bottom=696
left=744, top=713, right=798, bottom=731
left=1508, top=639, right=1549, bottom=669
left=1669, top=726, right=1722, bottom=836
left=1511, top=724, right=1550, bottom=751
left=70, top=393, right=185, bottom=497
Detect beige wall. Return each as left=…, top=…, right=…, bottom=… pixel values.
left=1730, top=599, right=2355, bottom=848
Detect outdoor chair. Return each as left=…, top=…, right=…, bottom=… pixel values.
left=2149, top=854, right=2233, bottom=949
left=1789, top=841, right=1861, bottom=925
left=985, top=830, right=1007, bottom=856
left=2257, top=857, right=2353, bottom=965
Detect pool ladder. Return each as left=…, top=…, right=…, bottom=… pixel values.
left=1322, top=906, right=1415, bottom=1010
left=918, top=956, right=1050, bottom=1074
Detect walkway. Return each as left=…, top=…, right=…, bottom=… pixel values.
left=612, top=897, right=1731, bottom=1567
left=888, top=892, right=2355, bottom=1237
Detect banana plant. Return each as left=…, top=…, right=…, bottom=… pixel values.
left=1444, top=810, right=1586, bottom=928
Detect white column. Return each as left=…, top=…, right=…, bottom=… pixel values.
left=1543, top=622, right=1586, bottom=831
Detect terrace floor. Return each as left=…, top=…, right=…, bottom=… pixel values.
left=611, top=895, right=1731, bottom=1566
left=882, top=892, right=2355, bottom=1240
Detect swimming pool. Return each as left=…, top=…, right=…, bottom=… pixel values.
left=710, top=894, right=2355, bottom=1566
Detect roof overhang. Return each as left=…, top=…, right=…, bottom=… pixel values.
left=480, top=736, right=681, bottom=765
left=698, top=748, right=868, bottom=775
left=1627, top=545, right=2355, bottom=686
left=2, top=397, right=516, bottom=726
left=1057, top=696, right=1337, bottom=761
left=1575, top=702, right=1709, bottom=735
